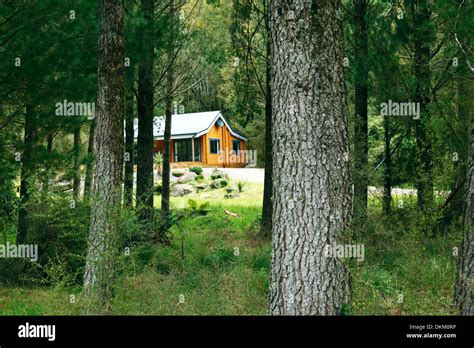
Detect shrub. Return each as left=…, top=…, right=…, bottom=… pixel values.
left=189, top=166, right=203, bottom=175
left=210, top=179, right=228, bottom=189
left=237, top=182, right=245, bottom=192
left=210, top=169, right=223, bottom=180
left=187, top=199, right=210, bottom=216
left=195, top=174, right=204, bottom=181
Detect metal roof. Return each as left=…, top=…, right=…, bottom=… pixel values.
left=133, top=111, right=247, bottom=141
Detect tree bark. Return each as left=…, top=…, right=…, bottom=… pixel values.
left=17, top=104, right=36, bottom=244
left=136, top=0, right=155, bottom=222
left=124, top=84, right=135, bottom=208
left=383, top=116, right=392, bottom=217
left=41, top=132, right=54, bottom=198
left=84, top=119, right=96, bottom=198
left=454, top=116, right=474, bottom=315
left=260, top=0, right=272, bottom=239
left=83, top=0, right=125, bottom=312
left=161, top=0, right=176, bottom=228
left=353, top=0, right=369, bottom=229
left=412, top=0, right=433, bottom=214
left=73, top=123, right=82, bottom=202
left=268, top=0, right=352, bottom=315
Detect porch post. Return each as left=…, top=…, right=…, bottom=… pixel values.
left=191, top=137, right=195, bottom=162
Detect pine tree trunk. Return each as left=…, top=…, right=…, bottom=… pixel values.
left=161, top=0, right=176, bottom=229
left=41, top=132, right=54, bottom=198
left=124, top=85, right=135, bottom=208
left=353, top=0, right=369, bottom=229
left=268, top=0, right=352, bottom=315
left=413, top=0, right=433, bottom=214
left=136, top=0, right=155, bottom=222
left=383, top=116, right=392, bottom=216
left=84, top=119, right=96, bottom=198
left=454, top=117, right=474, bottom=315
left=17, top=104, right=36, bottom=244
left=83, top=0, right=125, bottom=312
left=260, top=0, right=272, bottom=239
left=73, top=123, right=82, bottom=202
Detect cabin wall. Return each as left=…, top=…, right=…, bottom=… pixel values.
left=152, top=122, right=247, bottom=168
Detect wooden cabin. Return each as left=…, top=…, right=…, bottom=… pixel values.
left=134, top=111, right=248, bottom=168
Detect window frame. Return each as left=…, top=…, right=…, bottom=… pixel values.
left=209, top=138, right=221, bottom=154
left=232, top=140, right=241, bottom=154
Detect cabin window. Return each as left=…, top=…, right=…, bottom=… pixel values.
left=173, top=138, right=201, bottom=162
left=210, top=139, right=220, bottom=154
left=232, top=140, right=241, bottom=154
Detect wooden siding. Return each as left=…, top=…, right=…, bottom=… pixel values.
left=152, top=120, right=247, bottom=167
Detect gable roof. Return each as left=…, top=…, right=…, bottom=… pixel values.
left=133, top=111, right=247, bottom=141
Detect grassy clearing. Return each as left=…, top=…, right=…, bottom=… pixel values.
left=0, top=184, right=462, bottom=315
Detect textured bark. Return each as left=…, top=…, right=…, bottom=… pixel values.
left=73, top=123, right=82, bottom=202
left=41, top=132, right=54, bottom=199
left=83, top=0, right=125, bottom=312
left=268, top=0, right=352, bottom=315
left=260, top=1, right=273, bottom=239
left=17, top=104, right=36, bottom=244
left=161, top=0, right=176, bottom=227
left=84, top=119, right=96, bottom=198
left=412, top=0, right=433, bottom=213
left=353, top=0, right=368, bottom=228
left=454, top=117, right=474, bottom=315
left=383, top=116, right=392, bottom=216
left=136, top=0, right=155, bottom=222
left=124, top=85, right=135, bottom=208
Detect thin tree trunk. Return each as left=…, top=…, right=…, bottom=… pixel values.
left=84, top=119, right=96, bottom=198
left=268, top=0, right=352, bottom=315
left=41, top=132, right=54, bottom=197
left=136, top=0, right=155, bottom=223
left=260, top=0, right=272, bottom=239
left=454, top=116, right=474, bottom=315
left=383, top=116, right=392, bottom=217
left=161, top=0, right=176, bottom=229
left=73, top=123, right=82, bottom=202
left=17, top=104, right=36, bottom=244
left=353, top=0, right=369, bottom=229
left=413, top=0, right=433, bottom=214
left=124, top=84, right=135, bottom=208
left=83, top=0, right=125, bottom=312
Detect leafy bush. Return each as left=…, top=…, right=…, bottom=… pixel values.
left=210, top=170, right=223, bottom=180
left=210, top=179, right=228, bottom=189
left=237, top=182, right=245, bottom=192
left=187, top=199, right=210, bottom=216
left=25, top=197, right=90, bottom=286
left=189, top=166, right=203, bottom=175
left=195, top=174, right=204, bottom=181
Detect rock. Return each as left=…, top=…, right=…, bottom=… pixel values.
left=225, top=187, right=236, bottom=194
left=210, top=169, right=225, bottom=180
left=171, top=184, right=194, bottom=197
left=171, top=170, right=186, bottom=177
left=196, top=183, right=208, bottom=190
left=210, top=179, right=228, bottom=189
left=177, top=171, right=197, bottom=183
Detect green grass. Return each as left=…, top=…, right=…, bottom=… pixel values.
left=0, top=186, right=463, bottom=315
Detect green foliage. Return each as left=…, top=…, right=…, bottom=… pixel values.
left=187, top=199, right=210, bottom=216
left=189, top=166, right=203, bottom=175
